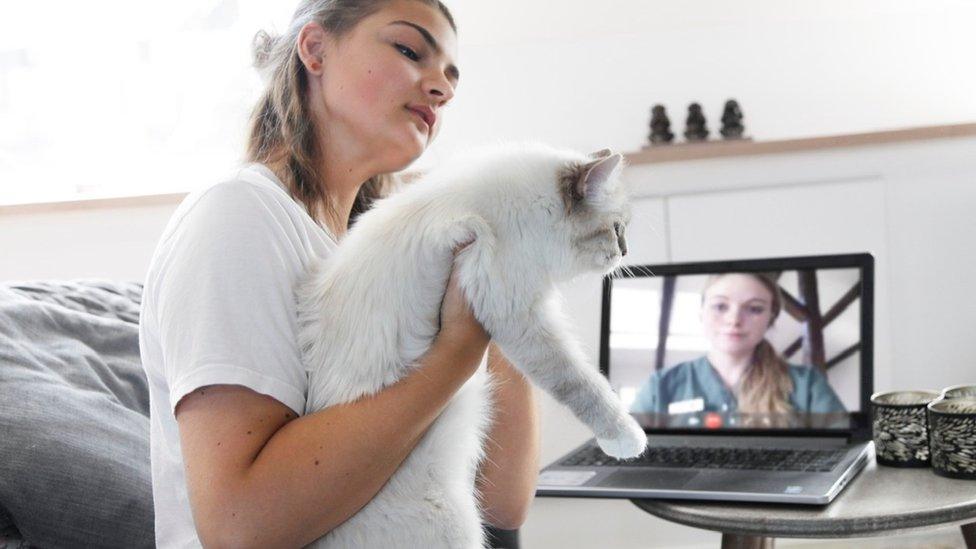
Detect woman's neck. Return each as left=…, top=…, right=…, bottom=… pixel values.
left=265, top=146, right=375, bottom=240
left=318, top=153, right=368, bottom=233
left=706, top=351, right=754, bottom=390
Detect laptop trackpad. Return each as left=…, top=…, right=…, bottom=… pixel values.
left=602, top=470, right=700, bottom=490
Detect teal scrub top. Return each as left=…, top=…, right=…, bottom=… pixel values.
left=630, top=356, right=847, bottom=414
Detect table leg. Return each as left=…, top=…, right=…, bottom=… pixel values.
left=720, top=533, right=775, bottom=549
left=962, top=522, right=976, bottom=549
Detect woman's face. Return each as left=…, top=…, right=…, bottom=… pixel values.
left=700, top=274, right=775, bottom=356
left=314, top=0, right=459, bottom=171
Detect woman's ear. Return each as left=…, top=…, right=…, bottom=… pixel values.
left=297, top=21, right=328, bottom=75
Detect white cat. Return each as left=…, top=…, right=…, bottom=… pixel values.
left=296, top=142, right=647, bottom=548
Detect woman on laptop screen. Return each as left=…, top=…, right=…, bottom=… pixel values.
left=629, top=272, right=845, bottom=425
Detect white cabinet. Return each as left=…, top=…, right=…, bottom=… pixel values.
left=663, top=177, right=894, bottom=400
left=666, top=178, right=888, bottom=263
left=623, top=140, right=976, bottom=396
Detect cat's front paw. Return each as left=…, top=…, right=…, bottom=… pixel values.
left=596, top=417, right=647, bottom=459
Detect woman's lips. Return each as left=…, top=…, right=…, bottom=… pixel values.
left=405, top=108, right=429, bottom=131
left=405, top=106, right=434, bottom=131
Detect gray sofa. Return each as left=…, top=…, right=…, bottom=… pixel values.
left=0, top=280, right=519, bottom=549
left=0, top=280, right=153, bottom=548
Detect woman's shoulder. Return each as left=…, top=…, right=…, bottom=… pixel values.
left=175, top=164, right=299, bottom=222
left=786, top=363, right=830, bottom=383
left=148, top=164, right=335, bottom=285
left=657, top=357, right=708, bottom=383
left=163, top=164, right=331, bottom=248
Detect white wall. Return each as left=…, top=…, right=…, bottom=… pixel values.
left=7, top=1, right=974, bottom=202
left=0, top=204, right=175, bottom=282
left=425, top=0, right=976, bottom=167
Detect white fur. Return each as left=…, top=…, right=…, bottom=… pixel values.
left=296, top=142, right=646, bottom=548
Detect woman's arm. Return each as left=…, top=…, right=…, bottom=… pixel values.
left=476, top=343, right=540, bottom=530
left=176, top=266, right=490, bottom=548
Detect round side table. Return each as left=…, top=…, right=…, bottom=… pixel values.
left=631, top=453, right=976, bottom=549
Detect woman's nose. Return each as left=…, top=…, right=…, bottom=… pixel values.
left=726, top=309, right=743, bottom=325
left=422, top=70, right=455, bottom=105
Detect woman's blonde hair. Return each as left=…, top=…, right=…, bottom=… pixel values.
left=246, top=0, right=456, bottom=234
left=702, top=273, right=794, bottom=415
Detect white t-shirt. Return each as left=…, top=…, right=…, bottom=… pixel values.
left=139, top=163, right=337, bottom=548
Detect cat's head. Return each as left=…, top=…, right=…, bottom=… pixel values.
left=553, top=147, right=631, bottom=278
left=462, top=142, right=631, bottom=281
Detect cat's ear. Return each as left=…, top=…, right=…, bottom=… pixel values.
left=576, top=152, right=623, bottom=200
left=590, top=148, right=613, bottom=159
left=560, top=151, right=624, bottom=213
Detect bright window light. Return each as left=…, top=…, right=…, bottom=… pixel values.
left=610, top=286, right=708, bottom=351
left=0, top=1, right=296, bottom=205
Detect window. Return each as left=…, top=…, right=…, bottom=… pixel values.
left=0, top=1, right=293, bottom=205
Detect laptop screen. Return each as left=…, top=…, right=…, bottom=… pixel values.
left=602, top=254, right=873, bottom=434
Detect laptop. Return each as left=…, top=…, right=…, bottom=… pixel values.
left=536, top=253, right=874, bottom=505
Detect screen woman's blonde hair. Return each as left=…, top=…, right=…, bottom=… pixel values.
left=701, top=273, right=795, bottom=415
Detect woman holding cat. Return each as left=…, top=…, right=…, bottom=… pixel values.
left=139, top=1, right=538, bottom=547
left=630, top=272, right=846, bottom=418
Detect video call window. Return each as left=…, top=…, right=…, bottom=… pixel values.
left=607, top=268, right=863, bottom=430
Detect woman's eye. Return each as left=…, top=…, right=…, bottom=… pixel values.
left=395, top=43, right=420, bottom=61
left=749, top=306, right=766, bottom=315
left=711, top=304, right=727, bottom=312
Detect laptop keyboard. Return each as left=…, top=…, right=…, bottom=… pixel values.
left=559, top=444, right=845, bottom=472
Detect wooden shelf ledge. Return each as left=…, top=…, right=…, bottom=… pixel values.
left=623, top=122, right=976, bottom=165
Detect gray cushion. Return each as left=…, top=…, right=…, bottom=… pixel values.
left=0, top=281, right=153, bottom=548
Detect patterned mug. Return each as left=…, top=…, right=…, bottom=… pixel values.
left=927, top=397, right=976, bottom=480
left=870, top=390, right=941, bottom=467
left=942, top=384, right=976, bottom=400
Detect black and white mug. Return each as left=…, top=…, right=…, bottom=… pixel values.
left=927, top=397, right=976, bottom=480
left=942, top=384, right=976, bottom=400
left=871, top=390, right=941, bottom=467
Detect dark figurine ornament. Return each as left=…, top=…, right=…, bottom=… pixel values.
left=684, top=102, right=709, bottom=142
left=648, top=104, right=675, bottom=145
left=720, top=99, right=745, bottom=139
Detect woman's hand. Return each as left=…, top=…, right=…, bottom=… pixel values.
left=434, top=242, right=490, bottom=365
